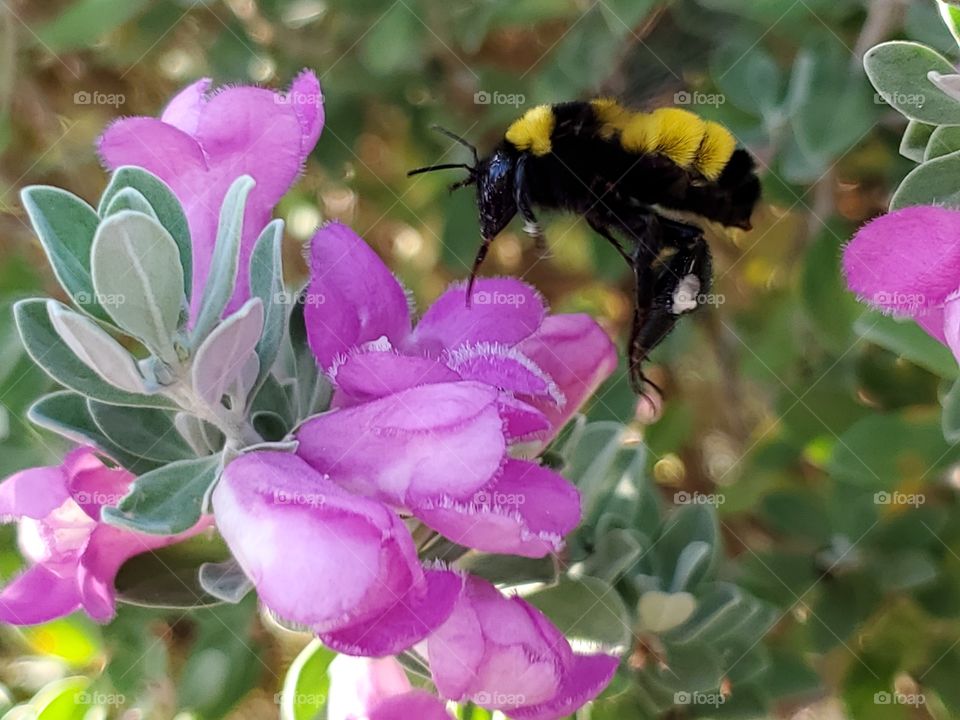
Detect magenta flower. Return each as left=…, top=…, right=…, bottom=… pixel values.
left=304, top=222, right=618, bottom=443
left=843, top=205, right=960, bottom=357
left=0, top=448, right=206, bottom=624
left=213, top=450, right=462, bottom=656
left=98, top=71, right=324, bottom=317
left=294, top=380, right=581, bottom=559
left=426, top=575, right=619, bottom=720
left=327, top=655, right=453, bottom=720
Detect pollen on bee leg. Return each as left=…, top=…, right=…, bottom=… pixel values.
left=671, top=274, right=701, bottom=314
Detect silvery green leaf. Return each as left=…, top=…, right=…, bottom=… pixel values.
left=929, top=70, right=960, bottom=103
left=562, top=421, right=628, bottom=521
left=192, top=298, right=264, bottom=407
left=28, top=391, right=163, bottom=474
left=227, top=353, right=260, bottom=409
left=102, top=454, right=220, bottom=535
left=14, top=299, right=176, bottom=409
left=670, top=541, right=713, bottom=593
left=287, top=289, right=330, bottom=419
left=198, top=559, right=254, bottom=604
left=250, top=374, right=296, bottom=427
left=637, top=590, right=697, bottom=633
left=174, top=412, right=221, bottom=455
left=91, top=210, right=185, bottom=359
left=99, top=166, right=192, bottom=301
left=664, top=583, right=747, bottom=645
left=47, top=301, right=146, bottom=394
left=102, top=187, right=158, bottom=219
left=249, top=219, right=286, bottom=395
left=251, top=410, right=289, bottom=442
left=191, top=175, right=255, bottom=343
left=87, top=400, right=194, bottom=463
left=20, top=185, right=112, bottom=323
left=863, top=41, right=960, bottom=124
left=525, top=577, right=630, bottom=650
left=943, top=378, right=960, bottom=443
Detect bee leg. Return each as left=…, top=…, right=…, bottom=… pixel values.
left=465, top=238, right=491, bottom=306
left=515, top=155, right=546, bottom=252
left=628, top=224, right=711, bottom=393
left=587, top=217, right=632, bottom=265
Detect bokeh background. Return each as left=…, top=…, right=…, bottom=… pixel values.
left=3, top=0, right=960, bottom=718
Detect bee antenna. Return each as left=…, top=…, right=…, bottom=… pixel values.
left=406, top=162, right=475, bottom=178
left=430, top=124, right=479, bottom=165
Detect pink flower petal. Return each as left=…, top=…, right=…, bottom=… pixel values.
left=496, top=394, right=552, bottom=441
left=98, top=117, right=208, bottom=187
left=99, top=72, right=324, bottom=318
left=413, top=460, right=581, bottom=558
left=917, top=306, right=948, bottom=343
left=319, top=569, right=463, bottom=656
left=409, top=278, right=546, bottom=354
left=0, top=563, right=81, bottom=625
left=843, top=206, right=960, bottom=315
left=369, top=691, right=454, bottom=720
left=161, top=78, right=212, bottom=134
left=331, top=346, right=460, bottom=408
left=306, top=222, right=412, bottom=368
left=517, top=314, right=617, bottom=444
left=213, top=452, right=424, bottom=633
left=296, top=382, right=506, bottom=506
left=509, top=653, right=621, bottom=720
left=444, top=342, right=563, bottom=405
left=0, top=465, right=68, bottom=520
left=327, top=655, right=412, bottom=720
left=427, top=576, right=570, bottom=710
left=944, top=293, right=960, bottom=366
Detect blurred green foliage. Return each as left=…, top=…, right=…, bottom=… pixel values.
left=4, top=0, right=960, bottom=718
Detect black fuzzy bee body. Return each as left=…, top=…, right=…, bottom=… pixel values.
left=408, top=99, right=761, bottom=396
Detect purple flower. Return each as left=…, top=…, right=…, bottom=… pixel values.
left=294, top=380, right=581, bottom=559
left=843, top=205, right=960, bottom=358
left=327, top=655, right=453, bottom=720
left=425, top=575, right=619, bottom=720
left=303, top=222, right=618, bottom=443
left=213, top=451, right=462, bottom=656
left=98, top=71, right=324, bottom=317
left=0, top=448, right=207, bottom=624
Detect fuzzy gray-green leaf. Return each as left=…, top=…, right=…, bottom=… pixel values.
left=249, top=219, right=286, bottom=394
left=14, top=299, right=176, bottom=409
left=103, top=455, right=220, bottom=535
left=191, top=175, right=255, bottom=344
left=864, top=41, right=960, bottom=125
left=21, top=185, right=112, bottom=323
left=91, top=210, right=185, bottom=358
left=47, top=300, right=146, bottom=394
left=99, top=166, right=192, bottom=300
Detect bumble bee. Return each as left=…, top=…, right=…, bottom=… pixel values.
left=408, top=99, right=761, bottom=396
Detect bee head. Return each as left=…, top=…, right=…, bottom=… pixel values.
left=475, top=146, right=518, bottom=241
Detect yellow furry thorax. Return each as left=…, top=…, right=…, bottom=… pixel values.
left=503, top=100, right=737, bottom=181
